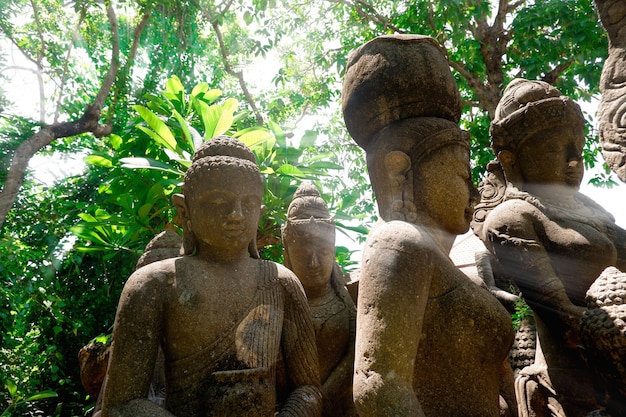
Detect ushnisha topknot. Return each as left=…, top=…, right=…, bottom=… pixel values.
left=192, top=134, right=257, bottom=163
left=341, top=34, right=462, bottom=150
left=490, top=79, right=586, bottom=154
left=183, top=136, right=262, bottom=196
left=286, top=181, right=334, bottom=223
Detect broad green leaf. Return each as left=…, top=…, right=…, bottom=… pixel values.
left=6, top=379, right=17, bottom=398
left=213, top=98, right=238, bottom=137
left=190, top=82, right=209, bottom=97
left=238, top=130, right=275, bottom=150
left=307, top=161, right=343, bottom=170
left=84, top=154, right=113, bottom=168
left=134, top=105, right=177, bottom=151
left=276, top=164, right=304, bottom=176
left=299, top=130, right=318, bottom=148
left=195, top=101, right=220, bottom=139
left=109, top=134, right=122, bottom=150
left=120, top=157, right=184, bottom=176
left=165, top=75, right=184, bottom=96
left=268, top=120, right=286, bottom=148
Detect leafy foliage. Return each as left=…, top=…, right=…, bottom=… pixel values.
left=0, top=1, right=618, bottom=414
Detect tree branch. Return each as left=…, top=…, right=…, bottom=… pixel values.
left=193, top=0, right=264, bottom=125
left=0, top=3, right=120, bottom=228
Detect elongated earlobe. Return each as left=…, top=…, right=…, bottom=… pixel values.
left=384, top=151, right=417, bottom=222
left=172, top=193, right=196, bottom=255
left=497, top=150, right=522, bottom=187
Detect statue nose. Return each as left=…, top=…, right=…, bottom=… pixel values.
left=310, top=253, right=320, bottom=268
left=228, top=200, right=245, bottom=219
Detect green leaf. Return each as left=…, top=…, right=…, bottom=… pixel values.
left=84, top=154, right=113, bottom=168
left=213, top=98, right=238, bottom=137
left=276, top=164, right=304, bottom=176
left=119, top=157, right=184, bottom=176
left=195, top=101, right=220, bottom=139
left=134, top=105, right=177, bottom=151
left=190, top=82, right=209, bottom=97
left=299, top=130, right=318, bottom=148
left=109, top=134, right=123, bottom=150
left=165, top=75, right=184, bottom=95
left=268, top=120, right=286, bottom=148
left=237, top=129, right=275, bottom=150
left=171, top=109, right=193, bottom=151
left=24, top=390, right=58, bottom=402
left=6, top=379, right=17, bottom=399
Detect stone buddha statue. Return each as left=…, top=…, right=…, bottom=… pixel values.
left=98, top=136, right=322, bottom=417
left=342, top=34, right=516, bottom=417
left=472, top=79, right=626, bottom=417
left=281, top=181, right=357, bottom=417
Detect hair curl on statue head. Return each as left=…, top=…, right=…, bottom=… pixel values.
left=182, top=136, right=262, bottom=196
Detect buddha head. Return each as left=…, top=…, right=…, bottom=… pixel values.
left=173, top=136, right=263, bottom=259
left=281, top=181, right=336, bottom=295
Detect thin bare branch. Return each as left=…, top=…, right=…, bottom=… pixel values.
left=54, top=11, right=86, bottom=123
left=193, top=0, right=264, bottom=125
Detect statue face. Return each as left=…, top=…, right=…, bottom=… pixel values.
left=185, top=167, right=262, bottom=255
left=284, top=224, right=335, bottom=292
left=516, top=128, right=584, bottom=193
left=414, top=145, right=476, bottom=235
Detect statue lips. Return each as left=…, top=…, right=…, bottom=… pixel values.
left=222, top=223, right=246, bottom=237
left=565, top=168, right=583, bottom=188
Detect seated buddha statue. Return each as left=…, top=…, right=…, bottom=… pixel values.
left=99, top=136, right=322, bottom=417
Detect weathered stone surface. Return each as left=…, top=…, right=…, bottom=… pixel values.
left=343, top=34, right=516, bottom=417
left=341, top=34, right=461, bottom=149
left=595, top=0, right=626, bottom=183
left=581, top=266, right=626, bottom=417
left=473, top=78, right=626, bottom=417
left=98, top=136, right=322, bottom=417
left=282, top=181, right=358, bottom=417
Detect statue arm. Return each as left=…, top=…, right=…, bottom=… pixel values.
left=485, top=206, right=584, bottom=347
left=278, top=270, right=323, bottom=417
left=320, top=343, right=355, bottom=416
left=353, top=225, right=431, bottom=417
left=101, top=269, right=173, bottom=417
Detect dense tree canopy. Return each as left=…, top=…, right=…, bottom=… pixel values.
left=0, top=0, right=612, bottom=414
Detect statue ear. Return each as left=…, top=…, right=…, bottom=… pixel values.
left=384, top=151, right=412, bottom=186
left=497, top=150, right=522, bottom=185
left=172, top=193, right=195, bottom=255
left=172, top=194, right=188, bottom=220
left=384, top=151, right=417, bottom=222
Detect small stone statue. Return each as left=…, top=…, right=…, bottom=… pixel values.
left=281, top=181, right=358, bottom=417
left=473, top=78, right=626, bottom=417
left=342, top=34, right=516, bottom=417
left=98, top=136, right=322, bottom=417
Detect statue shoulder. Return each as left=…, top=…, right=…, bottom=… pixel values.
left=484, top=198, right=542, bottom=229
left=367, top=220, right=434, bottom=253
left=124, top=257, right=179, bottom=294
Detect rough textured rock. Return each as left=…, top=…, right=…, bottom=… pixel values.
left=581, top=266, right=626, bottom=417
left=595, top=0, right=626, bottom=183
